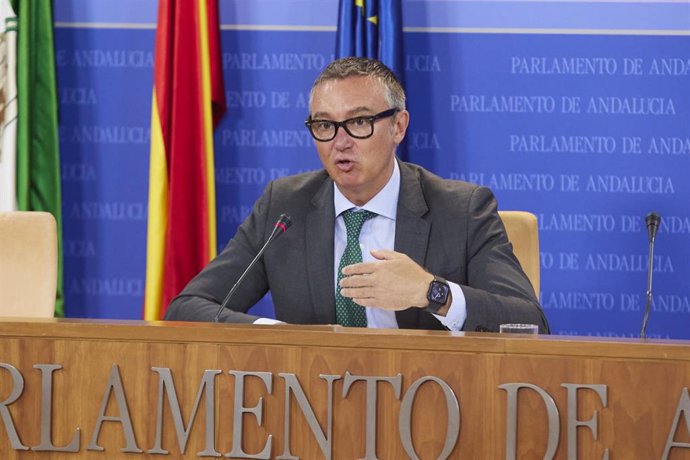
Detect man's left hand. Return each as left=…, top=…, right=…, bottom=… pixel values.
left=339, top=249, right=433, bottom=311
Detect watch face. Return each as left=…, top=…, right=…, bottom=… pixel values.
left=430, top=282, right=449, bottom=303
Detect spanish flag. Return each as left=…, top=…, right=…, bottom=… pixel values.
left=144, top=0, right=226, bottom=320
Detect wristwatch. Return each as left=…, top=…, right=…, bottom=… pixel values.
left=426, top=276, right=450, bottom=314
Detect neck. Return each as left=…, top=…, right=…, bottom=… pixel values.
left=339, top=158, right=396, bottom=206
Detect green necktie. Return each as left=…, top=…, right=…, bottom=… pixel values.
left=336, top=209, right=377, bottom=327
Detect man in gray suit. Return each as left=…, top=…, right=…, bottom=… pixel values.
left=165, top=57, right=549, bottom=333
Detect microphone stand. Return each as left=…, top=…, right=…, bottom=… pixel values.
left=213, top=214, right=292, bottom=323
left=640, top=212, right=660, bottom=339
left=639, top=239, right=655, bottom=339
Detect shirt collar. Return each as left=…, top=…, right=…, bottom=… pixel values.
left=334, top=159, right=400, bottom=220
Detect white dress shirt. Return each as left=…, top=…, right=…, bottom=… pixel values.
left=333, top=161, right=467, bottom=330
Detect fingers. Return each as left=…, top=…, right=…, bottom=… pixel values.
left=338, top=273, right=371, bottom=289
left=351, top=297, right=378, bottom=307
left=340, top=285, right=379, bottom=307
left=370, top=249, right=401, bottom=260
left=343, top=249, right=409, bottom=276
left=341, top=250, right=406, bottom=276
left=338, top=250, right=427, bottom=311
left=340, top=287, right=375, bottom=301
left=341, top=261, right=376, bottom=276
left=339, top=269, right=377, bottom=303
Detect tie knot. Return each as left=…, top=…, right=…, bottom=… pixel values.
left=342, top=209, right=376, bottom=236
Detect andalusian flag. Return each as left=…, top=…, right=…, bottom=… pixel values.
left=0, top=0, right=63, bottom=316
left=335, top=0, right=405, bottom=82
left=0, top=0, right=17, bottom=212
left=144, top=0, right=226, bottom=320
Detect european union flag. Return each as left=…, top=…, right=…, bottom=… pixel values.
left=336, top=0, right=406, bottom=159
left=335, top=0, right=405, bottom=83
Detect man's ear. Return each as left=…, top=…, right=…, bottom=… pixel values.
left=393, top=109, right=410, bottom=144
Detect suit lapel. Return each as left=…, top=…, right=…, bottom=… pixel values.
left=304, top=163, right=430, bottom=327
left=306, top=177, right=337, bottom=323
left=394, top=162, right=431, bottom=328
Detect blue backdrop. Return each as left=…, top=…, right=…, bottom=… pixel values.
left=54, top=0, right=690, bottom=339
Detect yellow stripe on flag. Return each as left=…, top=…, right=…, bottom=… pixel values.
left=144, top=91, right=169, bottom=320
left=197, top=0, right=217, bottom=262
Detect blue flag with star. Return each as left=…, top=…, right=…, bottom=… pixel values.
left=335, top=0, right=406, bottom=154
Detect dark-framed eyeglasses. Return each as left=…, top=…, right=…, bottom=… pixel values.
left=305, top=108, right=399, bottom=142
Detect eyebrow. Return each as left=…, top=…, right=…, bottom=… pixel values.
left=311, top=106, right=375, bottom=120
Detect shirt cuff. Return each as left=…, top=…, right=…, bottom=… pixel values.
left=433, top=282, right=467, bottom=331
left=253, top=317, right=285, bottom=325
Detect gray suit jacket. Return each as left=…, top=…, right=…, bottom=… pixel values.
left=165, top=161, right=549, bottom=332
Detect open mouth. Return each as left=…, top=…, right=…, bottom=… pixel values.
left=336, top=158, right=354, bottom=171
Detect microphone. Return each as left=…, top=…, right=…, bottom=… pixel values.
left=640, top=212, right=661, bottom=338
left=213, top=214, right=292, bottom=323
left=646, top=212, right=661, bottom=242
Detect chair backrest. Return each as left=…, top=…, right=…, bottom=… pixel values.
left=0, top=211, right=57, bottom=317
left=498, top=211, right=540, bottom=296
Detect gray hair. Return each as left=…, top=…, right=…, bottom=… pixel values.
left=309, top=57, right=406, bottom=111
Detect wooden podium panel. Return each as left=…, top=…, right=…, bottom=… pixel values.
left=0, top=318, right=689, bottom=459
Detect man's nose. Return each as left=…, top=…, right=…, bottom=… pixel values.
left=333, top=125, right=354, bottom=149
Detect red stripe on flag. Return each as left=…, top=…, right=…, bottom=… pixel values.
left=206, top=1, right=227, bottom=127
